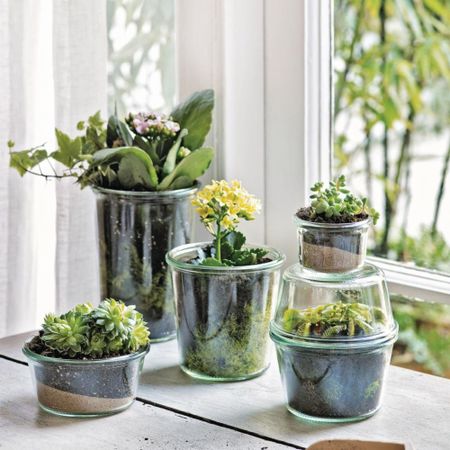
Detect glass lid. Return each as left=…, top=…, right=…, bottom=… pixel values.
left=272, top=263, right=396, bottom=342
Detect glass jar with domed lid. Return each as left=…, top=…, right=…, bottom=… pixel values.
left=270, top=177, right=398, bottom=423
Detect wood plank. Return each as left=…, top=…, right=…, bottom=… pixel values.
left=3, top=332, right=450, bottom=449
left=0, top=358, right=291, bottom=450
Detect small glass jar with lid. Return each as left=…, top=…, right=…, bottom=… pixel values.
left=270, top=263, right=398, bottom=423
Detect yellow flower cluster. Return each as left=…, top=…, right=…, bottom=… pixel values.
left=192, top=180, right=261, bottom=233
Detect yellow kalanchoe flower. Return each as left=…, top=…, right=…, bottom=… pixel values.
left=192, top=179, right=261, bottom=232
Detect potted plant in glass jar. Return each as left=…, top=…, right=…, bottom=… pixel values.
left=8, top=90, right=215, bottom=342
left=270, top=267, right=398, bottom=422
left=166, top=180, right=285, bottom=381
left=22, top=299, right=150, bottom=417
left=295, top=175, right=379, bottom=274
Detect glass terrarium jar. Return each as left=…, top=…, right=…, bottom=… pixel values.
left=167, top=242, right=285, bottom=381
left=295, top=216, right=370, bottom=274
left=270, top=263, right=398, bottom=423
left=23, top=344, right=149, bottom=417
left=94, top=184, right=197, bottom=342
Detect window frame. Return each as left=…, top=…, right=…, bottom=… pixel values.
left=176, top=0, right=450, bottom=305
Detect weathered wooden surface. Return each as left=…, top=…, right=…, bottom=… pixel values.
left=0, top=358, right=289, bottom=450
left=2, top=332, right=450, bottom=449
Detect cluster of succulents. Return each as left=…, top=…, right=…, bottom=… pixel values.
left=9, top=89, right=215, bottom=192
left=283, top=301, right=387, bottom=338
left=297, top=175, right=379, bottom=224
left=192, top=180, right=267, bottom=266
left=39, top=299, right=150, bottom=358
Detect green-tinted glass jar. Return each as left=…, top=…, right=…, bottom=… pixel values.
left=23, top=343, right=149, bottom=417
left=271, top=263, right=398, bottom=422
left=295, top=216, right=370, bottom=274
left=93, top=184, right=198, bottom=342
left=167, top=242, right=285, bottom=381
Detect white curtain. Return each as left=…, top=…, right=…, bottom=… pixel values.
left=0, top=0, right=107, bottom=337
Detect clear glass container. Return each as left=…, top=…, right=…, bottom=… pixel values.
left=23, top=344, right=149, bottom=417
left=295, top=216, right=369, bottom=274
left=270, top=263, right=398, bottom=422
left=167, top=242, right=285, bottom=381
left=94, top=184, right=197, bottom=342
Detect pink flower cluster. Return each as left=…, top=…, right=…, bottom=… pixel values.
left=128, top=112, right=180, bottom=139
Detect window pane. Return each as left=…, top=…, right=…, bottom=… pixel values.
left=107, top=0, right=176, bottom=115
left=333, top=0, right=450, bottom=273
left=392, top=293, right=450, bottom=379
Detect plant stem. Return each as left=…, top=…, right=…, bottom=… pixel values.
left=215, top=222, right=222, bottom=262
left=432, top=141, right=450, bottom=236
left=334, top=0, right=365, bottom=117
left=377, top=0, right=392, bottom=257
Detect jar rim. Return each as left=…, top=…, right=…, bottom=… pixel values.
left=22, top=341, right=150, bottom=365
left=293, top=215, right=371, bottom=229
left=91, top=181, right=200, bottom=199
left=270, top=321, right=398, bottom=350
left=166, top=242, right=286, bottom=273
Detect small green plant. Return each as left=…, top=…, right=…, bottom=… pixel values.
left=8, top=90, right=215, bottom=191
left=191, top=180, right=267, bottom=266
left=297, top=175, right=379, bottom=224
left=283, top=302, right=387, bottom=338
left=32, top=299, right=150, bottom=358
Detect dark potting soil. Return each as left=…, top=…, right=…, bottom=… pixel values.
left=26, top=338, right=142, bottom=398
left=97, top=194, right=193, bottom=340
left=174, top=269, right=275, bottom=378
left=296, top=207, right=368, bottom=224
left=278, top=345, right=390, bottom=419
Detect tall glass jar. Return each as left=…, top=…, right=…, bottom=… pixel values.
left=167, top=242, right=285, bottom=381
left=93, top=184, right=198, bottom=342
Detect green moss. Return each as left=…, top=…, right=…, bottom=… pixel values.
left=184, top=302, right=271, bottom=378
left=364, top=380, right=380, bottom=399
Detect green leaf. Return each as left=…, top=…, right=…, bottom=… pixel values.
left=200, top=257, right=228, bottom=267
left=224, top=231, right=246, bottom=250
left=117, top=154, right=154, bottom=190
left=10, top=149, right=49, bottom=176
left=133, top=135, right=160, bottom=164
left=157, top=147, right=214, bottom=191
left=106, top=115, right=133, bottom=147
left=166, top=176, right=193, bottom=190
left=92, top=146, right=158, bottom=189
left=117, top=120, right=133, bottom=146
left=171, top=89, right=214, bottom=150
left=162, top=128, right=188, bottom=176
left=51, top=129, right=82, bottom=168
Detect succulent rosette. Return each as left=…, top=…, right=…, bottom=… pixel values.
left=34, top=299, right=150, bottom=359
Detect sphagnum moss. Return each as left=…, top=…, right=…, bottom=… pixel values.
left=184, top=302, right=272, bottom=378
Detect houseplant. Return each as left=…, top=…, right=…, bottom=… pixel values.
left=295, top=175, right=379, bottom=273
left=22, top=299, right=150, bottom=417
left=270, top=264, right=398, bottom=422
left=166, top=180, right=285, bottom=381
left=9, top=89, right=215, bottom=341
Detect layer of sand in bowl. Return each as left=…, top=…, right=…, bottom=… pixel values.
left=303, top=242, right=363, bottom=272
left=36, top=382, right=133, bottom=415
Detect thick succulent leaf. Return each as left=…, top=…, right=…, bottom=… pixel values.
left=106, top=114, right=133, bottom=147
left=224, top=231, right=246, bottom=250
left=117, top=153, right=154, bottom=190
left=92, top=146, right=158, bottom=189
left=171, top=89, right=214, bottom=150
left=157, top=147, right=214, bottom=191
left=166, top=176, right=194, bottom=190
left=133, top=135, right=160, bottom=164
left=162, top=128, right=188, bottom=176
